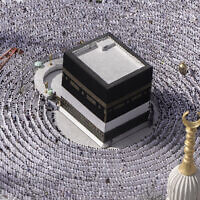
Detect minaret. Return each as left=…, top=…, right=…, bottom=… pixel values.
left=166, top=111, right=200, bottom=200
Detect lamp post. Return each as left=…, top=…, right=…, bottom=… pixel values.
left=44, top=81, right=48, bottom=93
left=49, top=54, right=53, bottom=66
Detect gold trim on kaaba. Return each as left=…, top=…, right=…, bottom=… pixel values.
left=70, top=80, right=80, bottom=91
left=113, top=102, right=125, bottom=110
left=108, top=85, right=150, bottom=108
left=131, top=93, right=142, bottom=101
left=86, top=94, right=97, bottom=106
left=63, top=68, right=151, bottom=109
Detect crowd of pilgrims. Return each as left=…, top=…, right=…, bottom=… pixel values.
left=0, top=0, right=200, bottom=199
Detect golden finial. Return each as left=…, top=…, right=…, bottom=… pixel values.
left=179, top=62, right=188, bottom=75
left=49, top=54, right=53, bottom=66
left=178, top=111, right=200, bottom=176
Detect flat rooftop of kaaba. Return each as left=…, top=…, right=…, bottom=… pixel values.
left=63, top=32, right=153, bottom=103
left=74, top=36, right=145, bottom=84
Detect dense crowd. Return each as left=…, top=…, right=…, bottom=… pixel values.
left=0, top=0, right=200, bottom=199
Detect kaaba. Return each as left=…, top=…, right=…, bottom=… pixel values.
left=60, top=32, right=153, bottom=146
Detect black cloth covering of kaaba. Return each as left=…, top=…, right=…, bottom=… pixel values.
left=62, top=33, right=153, bottom=104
